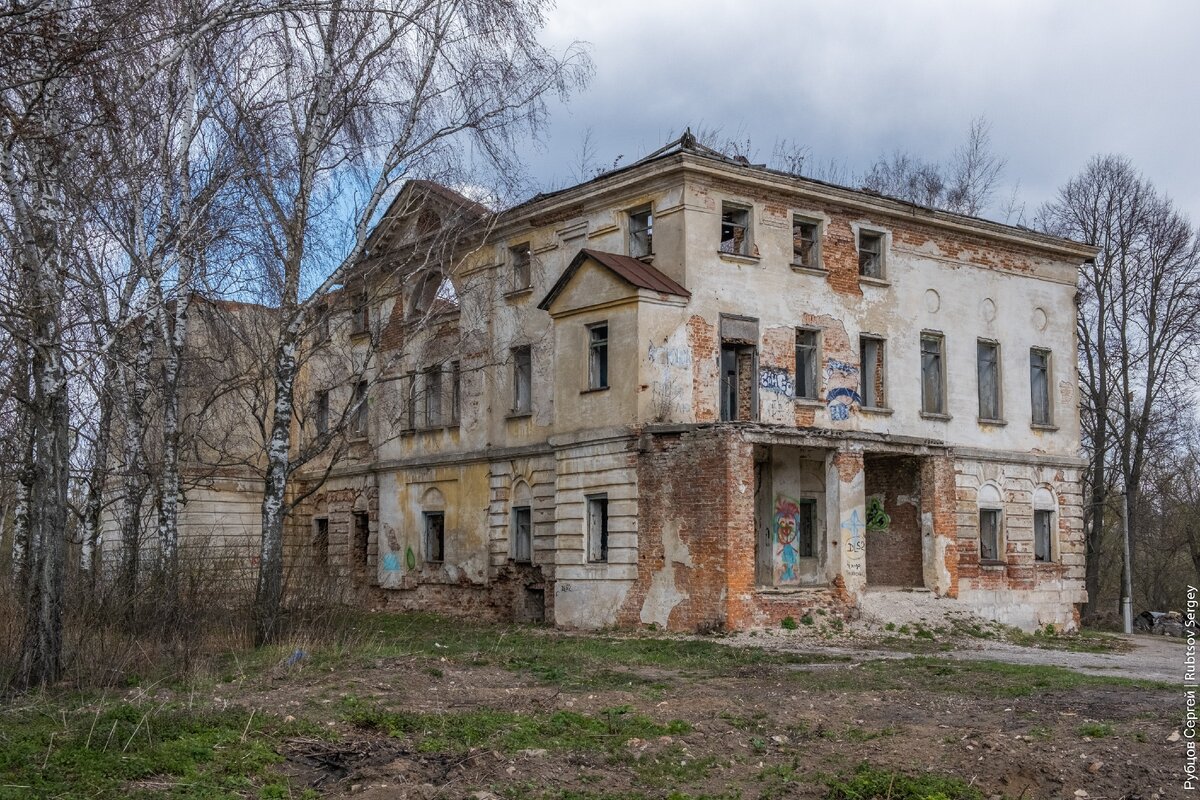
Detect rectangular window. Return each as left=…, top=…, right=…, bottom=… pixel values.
left=920, top=334, right=945, bottom=415
left=511, top=243, right=532, bottom=290
left=312, top=517, right=329, bottom=568
left=353, top=512, right=369, bottom=565
left=512, top=506, right=532, bottom=563
left=350, top=290, right=369, bottom=334
left=977, top=340, right=1001, bottom=420
left=1034, top=509, right=1053, bottom=563
left=860, top=336, right=886, bottom=408
left=796, top=499, right=816, bottom=558
left=424, top=511, right=444, bottom=563
left=402, top=372, right=416, bottom=431
left=629, top=206, right=653, bottom=258
left=512, top=345, right=532, bottom=414
left=979, top=508, right=1001, bottom=562
left=423, top=367, right=443, bottom=428
left=858, top=230, right=884, bottom=278
left=449, top=360, right=461, bottom=424
left=1030, top=348, right=1052, bottom=425
left=720, top=203, right=751, bottom=255
left=351, top=381, right=368, bottom=437
left=795, top=329, right=819, bottom=401
left=792, top=217, right=820, bottom=268
left=588, top=323, right=608, bottom=389
left=586, top=495, right=609, bottom=562
left=315, top=390, right=330, bottom=435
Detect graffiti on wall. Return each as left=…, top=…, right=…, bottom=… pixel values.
left=824, top=359, right=861, bottom=421
left=773, top=495, right=806, bottom=584
left=841, top=509, right=866, bottom=574
left=759, top=366, right=795, bottom=396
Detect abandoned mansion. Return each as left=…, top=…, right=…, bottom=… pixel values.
left=160, top=135, right=1099, bottom=632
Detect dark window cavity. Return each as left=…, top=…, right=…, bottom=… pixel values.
left=720, top=204, right=751, bottom=255
left=795, top=329, right=819, bottom=401
left=424, top=511, right=445, bottom=563
left=979, top=508, right=1001, bottom=562
left=587, top=495, right=609, bottom=562
left=512, top=506, right=532, bottom=563
left=1034, top=509, right=1054, bottom=563
left=792, top=217, right=820, bottom=268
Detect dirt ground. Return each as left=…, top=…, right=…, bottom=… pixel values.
left=207, top=621, right=1186, bottom=800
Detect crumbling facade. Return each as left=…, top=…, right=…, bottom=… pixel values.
left=204, top=136, right=1098, bottom=631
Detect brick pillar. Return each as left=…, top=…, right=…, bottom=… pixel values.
left=919, top=454, right=959, bottom=598
left=722, top=429, right=757, bottom=629
left=829, top=449, right=866, bottom=599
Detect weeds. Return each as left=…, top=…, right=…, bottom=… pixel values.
left=826, top=762, right=985, bottom=800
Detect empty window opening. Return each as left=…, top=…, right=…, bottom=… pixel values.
left=629, top=206, right=653, bottom=258
left=449, top=360, right=461, bottom=424
left=353, top=511, right=370, bottom=566
left=315, top=390, right=330, bottom=435
left=720, top=204, right=751, bottom=256
left=350, top=290, right=369, bottom=334
left=720, top=344, right=758, bottom=421
left=402, top=372, right=416, bottom=431
left=424, top=511, right=445, bottom=563
left=511, top=243, right=532, bottom=290
left=858, top=230, right=884, bottom=278
left=312, top=517, right=329, bottom=569
left=1030, top=348, right=1052, bottom=425
left=1034, top=509, right=1054, bottom=563
left=586, top=495, right=609, bottom=562
left=860, top=336, right=886, bottom=408
left=792, top=217, right=820, bottom=268
left=351, top=380, right=368, bottom=437
left=795, top=329, right=819, bottom=401
left=588, top=323, right=608, bottom=389
left=977, top=340, right=1001, bottom=420
left=512, top=506, right=532, bottom=563
left=424, top=367, right=443, bottom=428
left=920, top=334, right=945, bottom=415
left=512, top=345, right=532, bottom=414
left=979, top=507, right=1001, bottom=562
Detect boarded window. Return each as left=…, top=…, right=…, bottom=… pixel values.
left=1030, top=349, right=1052, bottom=425
left=351, top=381, right=368, bottom=436
left=795, top=329, right=819, bottom=401
left=629, top=207, right=653, bottom=257
left=979, top=508, right=1001, bottom=561
left=586, top=495, right=609, bottom=562
left=858, top=231, right=884, bottom=278
left=512, top=345, right=532, bottom=414
left=312, top=518, right=329, bottom=568
left=449, top=360, right=461, bottom=424
left=1034, top=509, right=1053, bottom=563
left=512, top=506, right=532, bottom=563
left=353, top=512, right=369, bottom=565
left=860, top=336, right=885, bottom=408
left=977, top=340, right=1001, bottom=420
left=424, top=367, right=443, bottom=427
left=720, top=204, right=751, bottom=255
left=588, top=323, right=608, bottom=389
left=792, top=217, right=819, bottom=268
left=920, top=334, right=944, bottom=414
left=315, top=390, right=330, bottom=435
left=424, top=511, right=444, bottom=563
left=511, top=243, right=531, bottom=290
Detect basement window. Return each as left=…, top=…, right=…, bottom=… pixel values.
left=512, top=506, right=532, bottom=563
left=628, top=206, right=653, bottom=258
left=424, top=511, right=445, bottom=563
left=586, top=494, right=609, bottom=563
left=795, top=328, right=819, bottom=401
left=858, top=230, right=884, bottom=278
left=588, top=322, right=609, bottom=390
left=511, top=243, right=532, bottom=291
left=720, top=203, right=751, bottom=256
left=860, top=336, right=886, bottom=408
left=792, top=216, right=820, bottom=268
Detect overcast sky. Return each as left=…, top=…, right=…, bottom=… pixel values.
left=517, top=0, right=1200, bottom=222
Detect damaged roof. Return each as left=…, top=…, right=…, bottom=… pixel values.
left=538, top=249, right=690, bottom=311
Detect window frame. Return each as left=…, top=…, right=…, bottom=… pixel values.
left=350, top=290, right=370, bottom=334
left=586, top=494, right=609, bottom=563
left=859, top=335, right=887, bottom=410
left=794, top=327, right=820, bottom=402
left=352, top=511, right=370, bottom=566
left=449, top=360, right=461, bottom=425
left=510, top=243, right=532, bottom=291
left=791, top=215, right=822, bottom=270
left=314, top=389, right=330, bottom=435
left=976, top=339, right=1003, bottom=422
left=978, top=507, right=1003, bottom=563
left=628, top=205, right=653, bottom=258
left=857, top=229, right=886, bottom=279
left=587, top=322, right=609, bottom=390
left=511, top=345, right=532, bottom=415
left=350, top=380, right=368, bottom=438
left=1030, top=347, right=1054, bottom=426
left=920, top=332, right=947, bottom=416
left=511, top=505, right=532, bottom=563
left=424, top=510, right=445, bottom=564
left=423, top=366, right=443, bottom=428
left=1033, top=508, right=1055, bottom=563
left=312, top=517, right=329, bottom=569
left=719, top=202, right=752, bottom=257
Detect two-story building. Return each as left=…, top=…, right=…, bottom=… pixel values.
left=285, top=133, right=1095, bottom=632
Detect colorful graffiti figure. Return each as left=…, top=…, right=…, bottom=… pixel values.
left=774, top=496, right=804, bottom=582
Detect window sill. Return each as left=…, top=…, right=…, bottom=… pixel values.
left=859, top=276, right=890, bottom=287
left=348, top=329, right=371, bottom=340
left=503, top=287, right=533, bottom=301
left=1034, top=560, right=1059, bottom=567
left=794, top=397, right=823, bottom=407
left=1030, top=422, right=1059, bottom=432
left=979, top=560, right=1007, bottom=569
left=790, top=263, right=827, bottom=276
left=580, top=386, right=610, bottom=395
left=349, top=432, right=369, bottom=442
left=506, top=411, right=533, bottom=420
left=977, top=417, right=1008, bottom=427
left=919, top=411, right=952, bottom=421
left=633, top=253, right=655, bottom=263
left=717, top=250, right=760, bottom=265
left=859, top=405, right=894, bottom=416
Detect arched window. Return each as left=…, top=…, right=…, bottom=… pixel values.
left=421, top=487, right=446, bottom=564
left=1033, top=486, right=1057, bottom=563
left=977, top=483, right=1003, bottom=563
left=511, top=480, right=532, bottom=563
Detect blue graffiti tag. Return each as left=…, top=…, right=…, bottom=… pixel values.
left=382, top=551, right=401, bottom=571
left=759, top=366, right=795, bottom=396
left=841, top=510, right=866, bottom=554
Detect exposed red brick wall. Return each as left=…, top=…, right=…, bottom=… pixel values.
left=687, top=315, right=718, bottom=422
left=921, top=455, right=959, bottom=598
left=864, top=455, right=923, bottom=587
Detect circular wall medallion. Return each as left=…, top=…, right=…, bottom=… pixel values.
left=1033, top=307, right=1048, bottom=331
left=981, top=298, right=997, bottom=322
left=924, top=289, right=940, bottom=313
